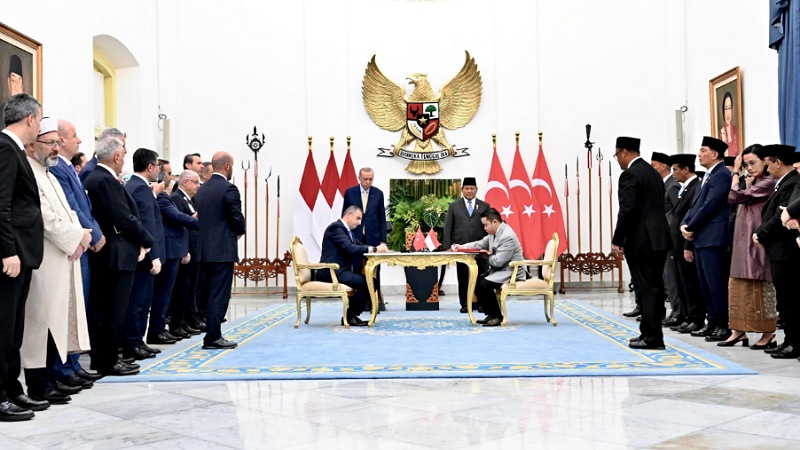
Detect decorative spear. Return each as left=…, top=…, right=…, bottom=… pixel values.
left=609, top=161, right=615, bottom=284
left=264, top=166, right=273, bottom=260
left=275, top=175, right=281, bottom=261
left=585, top=124, right=594, bottom=260
left=564, top=162, right=571, bottom=284
left=576, top=156, right=582, bottom=283
left=241, top=160, right=250, bottom=261
left=246, top=126, right=266, bottom=259
left=597, top=147, right=604, bottom=282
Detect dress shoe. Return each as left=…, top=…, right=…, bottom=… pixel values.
left=717, top=333, right=749, bottom=347
left=30, top=388, right=71, bottom=404
left=124, top=347, right=157, bottom=360
left=140, top=344, right=161, bottom=354
left=54, top=381, right=82, bottom=395
left=477, top=306, right=484, bottom=313
left=163, top=330, right=183, bottom=341
left=98, top=363, right=139, bottom=376
left=765, top=342, right=789, bottom=354
left=677, top=322, right=703, bottom=334
left=460, top=307, right=468, bottom=313
left=477, top=316, right=491, bottom=324
left=662, top=317, right=682, bottom=327
left=147, top=333, right=177, bottom=345
left=378, top=303, right=386, bottom=312
left=482, top=317, right=502, bottom=327
left=61, top=374, right=94, bottom=389
left=750, top=338, right=778, bottom=350
left=11, top=394, right=49, bottom=411
left=690, top=325, right=713, bottom=337
left=352, top=316, right=367, bottom=324
left=0, top=401, right=34, bottom=421
left=636, top=316, right=642, bottom=322
left=75, top=368, right=103, bottom=381
left=622, top=307, right=642, bottom=317
left=192, top=321, right=207, bottom=332
left=628, top=340, right=666, bottom=350
left=339, top=317, right=367, bottom=327
left=170, top=328, right=191, bottom=339
left=671, top=321, right=690, bottom=331
left=119, top=356, right=136, bottom=365
left=203, top=338, right=239, bottom=349
left=182, top=325, right=202, bottom=335
left=770, top=345, right=800, bottom=359
left=629, top=335, right=644, bottom=343
left=121, top=361, right=140, bottom=370
left=705, top=328, right=732, bottom=342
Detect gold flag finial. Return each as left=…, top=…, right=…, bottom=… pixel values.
left=515, top=131, right=520, bottom=147
left=538, top=131, right=543, bottom=146
left=307, top=136, right=313, bottom=151
left=330, top=136, right=335, bottom=152
left=491, top=133, right=497, bottom=148
left=347, top=136, right=351, bottom=150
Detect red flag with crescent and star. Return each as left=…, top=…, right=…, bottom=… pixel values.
left=510, top=145, right=544, bottom=258
left=484, top=147, right=522, bottom=237
left=532, top=141, right=568, bottom=254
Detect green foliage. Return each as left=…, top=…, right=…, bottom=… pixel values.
left=387, top=180, right=458, bottom=251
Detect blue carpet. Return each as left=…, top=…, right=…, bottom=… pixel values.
left=103, top=299, right=756, bottom=382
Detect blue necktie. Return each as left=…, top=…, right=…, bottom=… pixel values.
left=467, top=199, right=473, bottom=217
left=348, top=229, right=354, bottom=242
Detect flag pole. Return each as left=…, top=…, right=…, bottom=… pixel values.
left=597, top=146, right=604, bottom=283
left=609, top=161, right=615, bottom=284
left=264, top=166, right=272, bottom=262
left=575, top=155, right=582, bottom=283
left=584, top=124, right=594, bottom=269
left=564, top=161, right=571, bottom=284
left=276, top=175, right=280, bottom=261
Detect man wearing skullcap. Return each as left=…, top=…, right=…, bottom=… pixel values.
left=611, top=137, right=671, bottom=349
left=680, top=137, right=733, bottom=342
left=651, top=151, right=682, bottom=326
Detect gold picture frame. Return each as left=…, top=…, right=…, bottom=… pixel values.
left=709, top=66, right=743, bottom=156
left=1, top=21, right=42, bottom=107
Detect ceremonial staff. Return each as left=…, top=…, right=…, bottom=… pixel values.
left=264, top=166, right=273, bottom=259
left=564, top=161, right=571, bottom=284
left=246, top=126, right=266, bottom=259
left=575, top=156, right=582, bottom=283
left=241, top=160, right=250, bottom=261
left=609, top=161, right=615, bottom=284
left=275, top=175, right=281, bottom=261
left=585, top=124, right=594, bottom=259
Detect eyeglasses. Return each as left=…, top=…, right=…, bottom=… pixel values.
left=613, top=149, right=624, bottom=159
left=36, top=139, right=61, bottom=147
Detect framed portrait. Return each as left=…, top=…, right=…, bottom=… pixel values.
left=0, top=22, right=42, bottom=108
left=709, top=66, right=743, bottom=156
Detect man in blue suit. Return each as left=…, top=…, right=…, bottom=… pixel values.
left=168, top=170, right=203, bottom=335
left=318, top=206, right=389, bottom=327
left=195, top=152, right=245, bottom=349
left=49, top=119, right=104, bottom=387
left=124, top=148, right=166, bottom=360
left=681, top=136, right=733, bottom=342
left=341, top=168, right=387, bottom=311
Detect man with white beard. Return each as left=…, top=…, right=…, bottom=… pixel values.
left=19, top=118, right=92, bottom=405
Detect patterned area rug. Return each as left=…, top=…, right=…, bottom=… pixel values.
left=102, top=299, right=755, bottom=382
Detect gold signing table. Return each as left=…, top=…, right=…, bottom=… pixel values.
left=364, top=251, right=479, bottom=327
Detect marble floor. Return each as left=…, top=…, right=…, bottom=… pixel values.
left=2, top=288, right=799, bottom=449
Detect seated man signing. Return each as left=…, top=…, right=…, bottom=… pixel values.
left=317, top=206, right=388, bottom=327
left=452, top=208, right=526, bottom=326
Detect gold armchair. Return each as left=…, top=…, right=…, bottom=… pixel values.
left=290, top=236, right=354, bottom=328
left=499, top=232, right=560, bottom=327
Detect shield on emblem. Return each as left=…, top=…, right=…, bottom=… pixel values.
left=406, top=102, right=440, bottom=141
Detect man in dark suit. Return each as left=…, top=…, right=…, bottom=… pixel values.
left=0, top=94, right=45, bottom=421
left=124, top=148, right=167, bottom=360
left=668, top=155, right=706, bottom=333
left=195, top=151, right=245, bottom=349
left=680, top=137, right=733, bottom=342
left=50, top=119, right=104, bottom=387
left=650, top=152, right=682, bottom=326
left=342, top=167, right=387, bottom=311
left=754, top=145, right=800, bottom=358
left=78, top=127, right=125, bottom=184
left=318, top=205, right=389, bottom=326
left=611, top=137, right=671, bottom=350
left=168, top=170, right=203, bottom=335
left=84, top=136, right=154, bottom=376
left=443, top=177, right=490, bottom=313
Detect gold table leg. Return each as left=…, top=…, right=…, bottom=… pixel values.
left=365, top=260, right=379, bottom=327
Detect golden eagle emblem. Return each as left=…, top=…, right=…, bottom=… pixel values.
left=362, top=51, right=482, bottom=174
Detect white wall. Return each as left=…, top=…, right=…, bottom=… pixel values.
left=4, top=0, right=777, bottom=287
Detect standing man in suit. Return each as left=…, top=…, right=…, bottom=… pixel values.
left=342, top=167, right=387, bottom=311
left=169, top=170, right=203, bottom=335
left=668, top=155, right=706, bottom=334
left=754, top=145, right=800, bottom=358
left=680, top=137, right=733, bottom=342
left=79, top=127, right=125, bottom=184
left=611, top=137, right=671, bottom=350
left=443, top=177, right=490, bottom=313
left=124, top=148, right=167, bottom=359
left=50, top=119, right=104, bottom=387
left=0, top=94, right=44, bottom=421
left=651, top=152, right=682, bottom=326
left=452, top=208, right=525, bottom=327
left=195, top=151, right=245, bottom=349
left=318, top=206, right=389, bottom=326
left=84, top=136, right=154, bottom=376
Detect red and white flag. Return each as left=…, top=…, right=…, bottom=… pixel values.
left=412, top=227, right=426, bottom=251
left=339, top=148, right=358, bottom=198
left=312, top=151, right=340, bottom=250
left=532, top=141, right=569, bottom=254
left=292, top=150, right=322, bottom=261
left=484, top=147, right=522, bottom=238
left=509, top=144, right=544, bottom=258
left=425, top=229, right=441, bottom=251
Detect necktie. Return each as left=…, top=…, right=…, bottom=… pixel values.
left=677, top=183, right=686, bottom=198
left=467, top=199, right=473, bottom=216
left=348, top=229, right=354, bottom=242
left=361, top=191, right=368, bottom=237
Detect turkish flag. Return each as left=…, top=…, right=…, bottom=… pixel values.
left=532, top=142, right=569, bottom=255
left=425, top=229, right=441, bottom=251
left=292, top=149, right=322, bottom=261
left=510, top=145, right=544, bottom=258
left=412, top=227, right=426, bottom=251
left=484, top=147, right=522, bottom=237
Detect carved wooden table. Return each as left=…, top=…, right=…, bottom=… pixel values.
left=364, top=252, right=479, bottom=327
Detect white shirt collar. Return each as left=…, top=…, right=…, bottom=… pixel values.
left=57, top=154, right=72, bottom=165
left=2, top=129, right=25, bottom=151
left=97, top=163, right=118, bottom=178
left=212, top=172, right=227, bottom=180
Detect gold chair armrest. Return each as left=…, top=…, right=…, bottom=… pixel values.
left=510, top=259, right=547, bottom=267
left=303, top=262, right=340, bottom=270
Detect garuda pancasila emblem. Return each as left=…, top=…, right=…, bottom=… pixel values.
left=362, top=51, right=482, bottom=174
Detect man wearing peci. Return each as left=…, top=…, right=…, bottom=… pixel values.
left=342, top=167, right=387, bottom=311
left=611, top=136, right=671, bottom=350
left=195, top=151, right=245, bottom=349
left=0, top=93, right=44, bottom=421
left=443, top=177, right=489, bottom=313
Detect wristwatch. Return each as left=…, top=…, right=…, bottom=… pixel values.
left=369, top=246, right=375, bottom=253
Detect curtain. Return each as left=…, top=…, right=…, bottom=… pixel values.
left=772, top=0, right=800, bottom=148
